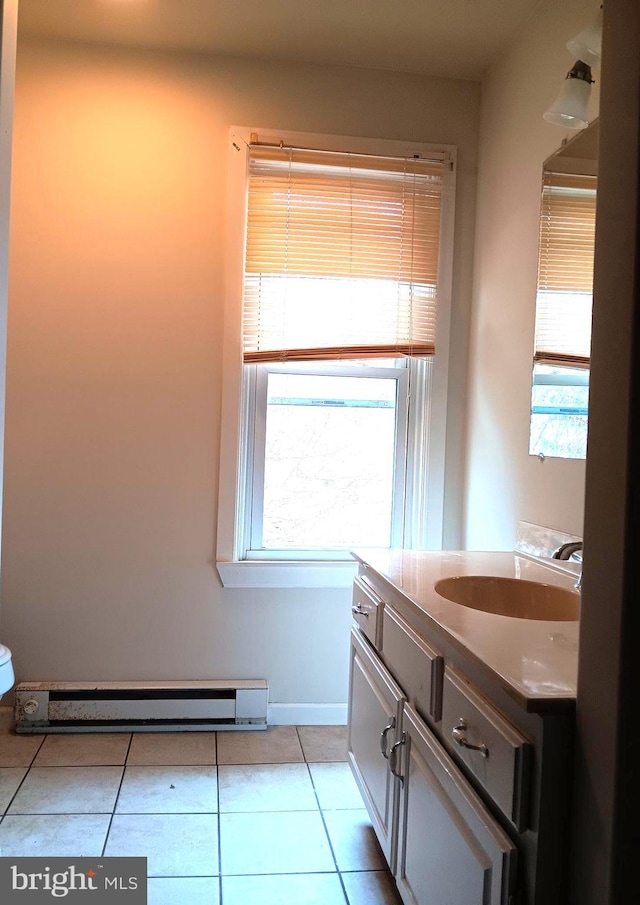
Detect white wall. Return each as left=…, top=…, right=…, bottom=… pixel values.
left=464, top=0, right=599, bottom=550
left=0, top=0, right=17, bottom=580
left=0, top=38, right=479, bottom=714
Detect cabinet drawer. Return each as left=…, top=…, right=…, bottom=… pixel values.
left=382, top=606, right=443, bottom=723
left=352, top=577, right=383, bottom=648
left=442, top=667, right=532, bottom=831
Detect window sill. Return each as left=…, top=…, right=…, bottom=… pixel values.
left=216, top=559, right=358, bottom=589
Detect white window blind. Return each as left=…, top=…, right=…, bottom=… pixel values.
left=534, top=171, right=597, bottom=368
left=243, top=145, right=446, bottom=363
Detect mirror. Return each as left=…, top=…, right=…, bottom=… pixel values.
left=529, top=119, right=598, bottom=460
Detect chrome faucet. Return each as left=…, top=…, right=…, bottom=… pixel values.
left=552, top=541, right=582, bottom=591
left=552, top=540, right=582, bottom=560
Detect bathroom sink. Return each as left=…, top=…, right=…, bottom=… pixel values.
left=434, top=575, right=579, bottom=621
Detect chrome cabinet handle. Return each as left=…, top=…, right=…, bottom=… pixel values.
left=379, top=717, right=396, bottom=759
left=352, top=605, right=369, bottom=617
left=452, top=719, right=489, bottom=758
left=389, top=732, right=406, bottom=780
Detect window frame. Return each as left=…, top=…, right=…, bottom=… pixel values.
left=529, top=362, right=589, bottom=460
left=528, top=157, right=597, bottom=461
left=216, top=127, right=456, bottom=588
left=244, top=359, right=409, bottom=558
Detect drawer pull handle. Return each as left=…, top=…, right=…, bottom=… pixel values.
left=389, top=732, right=406, bottom=781
left=352, top=605, right=369, bottom=618
left=379, top=718, right=396, bottom=759
left=452, top=719, right=489, bottom=758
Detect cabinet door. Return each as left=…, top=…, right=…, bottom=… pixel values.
left=348, top=626, right=405, bottom=871
left=396, top=704, right=518, bottom=905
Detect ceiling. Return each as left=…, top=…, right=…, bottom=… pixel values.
left=17, top=0, right=545, bottom=81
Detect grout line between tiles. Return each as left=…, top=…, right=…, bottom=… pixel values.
left=216, top=731, right=223, bottom=904
left=101, top=733, right=134, bottom=858
left=8, top=810, right=221, bottom=817
left=145, top=868, right=393, bottom=882
left=214, top=868, right=385, bottom=878
left=219, top=868, right=339, bottom=879
left=1, top=731, right=50, bottom=818
left=304, top=760, right=350, bottom=905
left=0, top=766, right=32, bottom=821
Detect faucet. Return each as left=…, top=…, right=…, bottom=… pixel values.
left=552, top=540, right=582, bottom=560
left=552, top=541, right=582, bottom=591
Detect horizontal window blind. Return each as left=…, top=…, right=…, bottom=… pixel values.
left=243, top=145, right=445, bottom=362
left=534, top=172, right=597, bottom=368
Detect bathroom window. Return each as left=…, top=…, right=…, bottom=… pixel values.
left=217, top=129, right=456, bottom=586
left=244, top=357, right=433, bottom=557
left=530, top=363, right=589, bottom=459
left=529, top=170, right=596, bottom=460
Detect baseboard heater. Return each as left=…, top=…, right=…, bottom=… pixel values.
left=13, top=680, right=268, bottom=734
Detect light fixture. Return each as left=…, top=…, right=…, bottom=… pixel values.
left=543, top=60, right=594, bottom=130
left=566, top=5, right=603, bottom=69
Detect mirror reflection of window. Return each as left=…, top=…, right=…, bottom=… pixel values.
left=529, top=120, right=598, bottom=460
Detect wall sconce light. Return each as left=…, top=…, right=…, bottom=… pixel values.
left=566, top=5, right=603, bottom=69
left=543, top=4, right=602, bottom=130
left=543, top=60, right=594, bottom=130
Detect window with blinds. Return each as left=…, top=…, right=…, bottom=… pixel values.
left=533, top=172, right=597, bottom=368
left=243, top=146, right=446, bottom=363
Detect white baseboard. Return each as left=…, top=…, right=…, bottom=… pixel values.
left=267, top=703, right=348, bottom=725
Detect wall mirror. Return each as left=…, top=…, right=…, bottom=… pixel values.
left=529, top=118, right=598, bottom=460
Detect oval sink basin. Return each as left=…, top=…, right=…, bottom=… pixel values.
left=434, top=575, right=579, bottom=621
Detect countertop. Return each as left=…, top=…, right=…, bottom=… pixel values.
left=351, top=549, right=580, bottom=709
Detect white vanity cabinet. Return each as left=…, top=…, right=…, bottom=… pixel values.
left=347, top=557, right=576, bottom=905
left=348, top=626, right=404, bottom=869
left=396, top=704, right=517, bottom=905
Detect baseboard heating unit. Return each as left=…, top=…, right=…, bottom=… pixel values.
left=13, top=680, right=268, bottom=734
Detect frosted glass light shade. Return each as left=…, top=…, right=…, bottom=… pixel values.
left=566, top=8, right=603, bottom=69
left=543, top=65, right=593, bottom=130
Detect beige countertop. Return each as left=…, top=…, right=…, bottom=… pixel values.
left=351, top=549, right=580, bottom=708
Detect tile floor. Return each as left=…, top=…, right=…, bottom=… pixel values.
left=0, top=710, right=402, bottom=905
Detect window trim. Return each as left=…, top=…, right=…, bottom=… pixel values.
left=216, top=127, right=457, bottom=588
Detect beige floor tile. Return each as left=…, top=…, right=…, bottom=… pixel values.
left=105, top=813, right=219, bottom=877
left=341, top=870, right=403, bottom=905
left=128, top=732, right=217, bottom=766
left=220, top=811, right=335, bottom=875
left=309, top=762, right=364, bottom=810
left=222, top=873, right=347, bottom=905
left=8, top=766, right=123, bottom=815
left=217, top=727, right=303, bottom=765
left=323, top=809, right=387, bottom=872
left=297, top=726, right=348, bottom=762
left=0, top=707, right=14, bottom=731
left=0, top=730, right=45, bottom=768
left=218, top=763, right=317, bottom=813
left=0, top=813, right=110, bottom=856
left=116, top=766, right=218, bottom=814
left=0, top=767, right=28, bottom=814
left=147, top=877, right=220, bottom=905
left=34, top=733, right=131, bottom=767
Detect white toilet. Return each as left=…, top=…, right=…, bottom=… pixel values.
left=0, top=643, right=14, bottom=701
